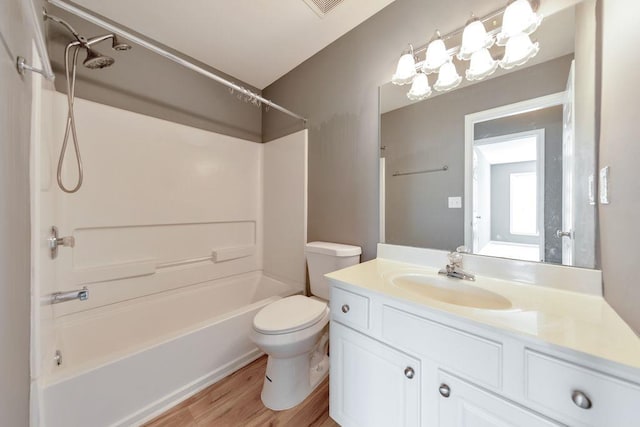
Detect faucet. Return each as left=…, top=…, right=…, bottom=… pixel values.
left=438, top=246, right=476, bottom=281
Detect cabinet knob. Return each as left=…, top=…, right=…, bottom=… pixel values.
left=571, top=390, right=592, bottom=410
left=341, top=304, right=350, bottom=313
left=404, top=367, right=415, bottom=379
left=439, top=383, right=451, bottom=398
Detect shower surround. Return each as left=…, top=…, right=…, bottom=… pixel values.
left=32, top=77, right=308, bottom=426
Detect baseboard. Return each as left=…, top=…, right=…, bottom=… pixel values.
left=113, top=349, right=264, bottom=427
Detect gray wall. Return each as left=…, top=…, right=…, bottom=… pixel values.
left=0, top=0, right=33, bottom=425
left=262, top=0, right=573, bottom=260
left=599, top=0, right=640, bottom=333
left=476, top=106, right=564, bottom=264
left=490, top=161, right=537, bottom=245
left=45, top=3, right=263, bottom=142
left=381, top=57, right=571, bottom=252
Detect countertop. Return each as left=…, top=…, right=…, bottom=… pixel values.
left=326, top=258, right=640, bottom=370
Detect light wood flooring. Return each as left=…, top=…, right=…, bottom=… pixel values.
left=143, top=356, right=339, bottom=427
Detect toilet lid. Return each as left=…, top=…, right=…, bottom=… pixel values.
left=253, top=295, right=328, bottom=335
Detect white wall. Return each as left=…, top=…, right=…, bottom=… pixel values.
left=0, top=1, right=33, bottom=425
left=599, top=0, right=640, bottom=333
left=263, top=130, right=308, bottom=289
left=45, top=93, right=264, bottom=320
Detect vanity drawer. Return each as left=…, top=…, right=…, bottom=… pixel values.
left=382, top=306, right=502, bottom=390
left=330, top=287, right=369, bottom=330
left=525, top=350, right=640, bottom=426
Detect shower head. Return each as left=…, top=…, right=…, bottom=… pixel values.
left=83, top=48, right=115, bottom=69
left=111, top=36, right=132, bottom=51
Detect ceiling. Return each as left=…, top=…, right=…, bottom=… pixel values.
left=69, top=0, right=396, bottom=89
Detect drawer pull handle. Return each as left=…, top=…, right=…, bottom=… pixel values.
left=439, top=383, right=451, bottom=398
left=341, top=304, right=350, bottom=314
left=404, top=367, right=415, bottom=379
left=571, top=390, right=592, bottom=410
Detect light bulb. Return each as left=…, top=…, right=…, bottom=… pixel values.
left=392, top=52, right=417, bottom=85
left=434, top=61, right=462, bottom=92
left=458, top=19, right=494, bottom=61
left=466, top=48, right=498, bottom=81
left=497, top=0, right=543, bottom=46
left=407, top=73, right=432, bottom=101
left=423, top=37, right=449, bottom=74
left=499, top=33, right=539, bottom=69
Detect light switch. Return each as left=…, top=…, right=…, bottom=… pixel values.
left=448, top=197, right=462, bottom=209
left=599, top=166, right=610, bottom=205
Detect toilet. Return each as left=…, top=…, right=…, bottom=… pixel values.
left=251, top=241, right=361, bottom=410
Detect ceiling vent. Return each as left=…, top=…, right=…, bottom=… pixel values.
left=302, top=0, right=345, bottom=17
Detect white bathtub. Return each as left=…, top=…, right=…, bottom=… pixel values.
left=41, top=271, right=299, bottom=427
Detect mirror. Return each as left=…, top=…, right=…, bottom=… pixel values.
left=379, top=1, right=596, bottom=268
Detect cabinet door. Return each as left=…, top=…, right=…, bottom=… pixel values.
left=437, top=372, right=561, bottom=427
left=330, top=322, right=421, bottom=427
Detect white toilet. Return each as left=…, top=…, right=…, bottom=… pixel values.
left=251, top=241, right=361, bottom=410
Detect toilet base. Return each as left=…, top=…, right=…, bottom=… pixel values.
left=260, top=351, right=330, bottom=411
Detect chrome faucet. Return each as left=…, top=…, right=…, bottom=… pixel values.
left=438, top=246, right=476, bottom=281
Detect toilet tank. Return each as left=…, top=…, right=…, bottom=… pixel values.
left=305, top=242, right=361, bottom=300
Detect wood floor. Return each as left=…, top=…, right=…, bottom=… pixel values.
left=143, top=356, right=339, bottom=427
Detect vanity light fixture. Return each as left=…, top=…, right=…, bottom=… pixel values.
left=466, top=48, right=499, bottom=81
left=392, top=44, right=417, bottom=85
left=422, top=32, right=450, bottom=74
left=391, top=0, right=543, bottom=99
left=499, top=33, right=540, bottom=69
left=434, top=61, right=463, bottom=92
left=407, top=72, right=432, bottom=101
left=458, top=17, right=494, bottom=61
left=496, top=0, right=543, bottom=46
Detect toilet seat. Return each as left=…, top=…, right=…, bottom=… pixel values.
left=253, top=295, right=328, bottom=335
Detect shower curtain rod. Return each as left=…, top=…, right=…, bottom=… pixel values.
left=47, top=0, right=308, bottom=124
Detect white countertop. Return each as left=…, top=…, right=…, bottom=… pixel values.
left=326, top=258, right=640, bottom=370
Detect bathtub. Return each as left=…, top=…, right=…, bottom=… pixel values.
left=41, top=271, right=299, bottom=427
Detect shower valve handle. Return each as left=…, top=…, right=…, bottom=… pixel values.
left=48, top=226, right=75, bottom=259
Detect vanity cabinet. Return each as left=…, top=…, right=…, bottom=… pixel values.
left=330, top=322, right=421, bottom=427
left=329, top=283, right=640, bottom=427
left=437, top=371, right=561, bottom=427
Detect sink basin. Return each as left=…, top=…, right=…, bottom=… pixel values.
left=385, top=271, right=512, bottom=310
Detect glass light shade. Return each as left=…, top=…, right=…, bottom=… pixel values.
left=434, top=61, right=462, bottom=92
left=407, top=73, right=432, bottom=101
left=458, top=19, right=494, bottom=61
left=422, top=38, right=449, bottom=74
left=392, top=53, right=417, bottom=85
left=466, top=48, right=498, bottom=81
left=497, top=0, right=543, bottom=46
left=499, top=33, right=539, bottom=69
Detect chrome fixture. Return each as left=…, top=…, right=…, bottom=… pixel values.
left=391, top=0, right=543, bottom=100
left=54, top=350, right=63, bottom=366
left=438, top=246, right=476, bottom=281
left=393, top=165, right=448, bottom=177
left=556, top=229, right=573, bottom=239
left=571, top=390, right=592, bottom=410
left=341, top=304, right=350, bottom=313
left=44, top=9, right=132, bottom=193
left=48, top=226, right=75, bottom=259
left=439, top=383, right=451, bottom=398
left=404, top=366, right=415, bottom=379
left=48, top=287, right=89, bottom=304
left=48, top=0, right=307, bottom=124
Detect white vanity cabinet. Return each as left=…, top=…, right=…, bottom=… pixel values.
left=328, top=282, right=640, bottom=427
left=330, top=322, right=421, bottom=427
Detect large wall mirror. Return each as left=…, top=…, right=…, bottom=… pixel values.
left=379, top=0, right=597, bottom=268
